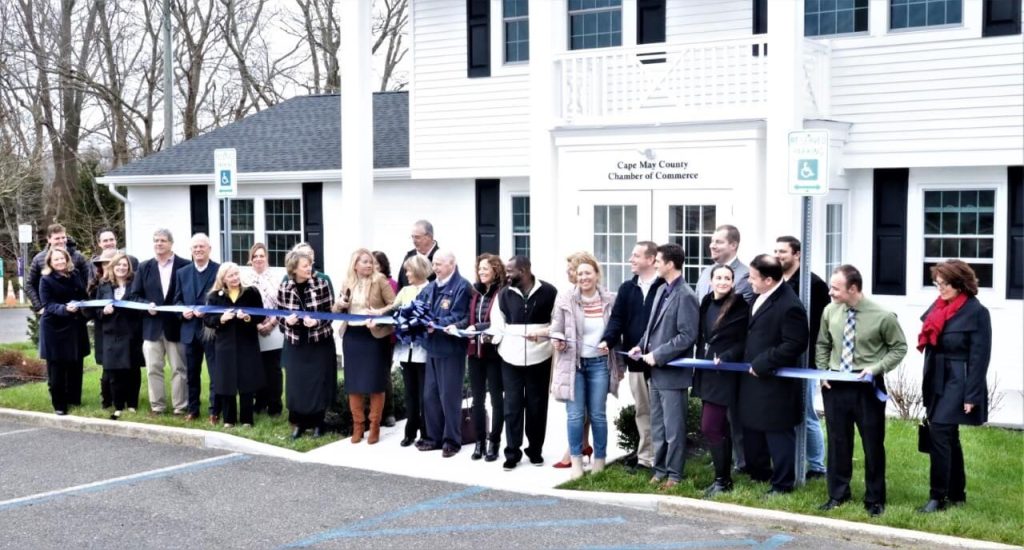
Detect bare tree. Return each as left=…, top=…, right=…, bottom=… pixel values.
left=172, top=0, right=225, bottom=139
left=292, top=0, right=340, bottom=94
left=372, top=0, right=408, bottom=91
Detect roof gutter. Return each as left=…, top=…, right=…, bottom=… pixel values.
left=96, top=167, right=412, bottom=187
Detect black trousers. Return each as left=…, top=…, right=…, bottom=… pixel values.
left=46, top=359, right=80, bottom=412
left=823, top=380, right=887, bottom=504
left=254, top=349, right=283, bottom=416
left=107, top=369, right=135, bottom=411
left=928, top=421, right=967, bottom=501
left=469, top=355, right=503, bottom=444
left=401, top=362, right=426, bottom=440
left=66, top=358, right=84, bottom=406
left=743, top=426, right=797, bottom=491
left=289, top=410, right=324, bottom=430
left=501, top=359, right=551, bottom=462
left=185, top=340, right=218, bottom=416
left=100, top=371, right=112, bottom=408
left=127, top=367, right=141, bottom=409
left=220, top=392, right=255, bottom=425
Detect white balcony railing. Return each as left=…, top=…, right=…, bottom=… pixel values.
left=555, top=37, right=770, bottom=125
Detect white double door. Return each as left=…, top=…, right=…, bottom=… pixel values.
left=578, top=190, right=725, bottom=289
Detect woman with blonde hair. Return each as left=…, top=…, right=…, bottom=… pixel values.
left=552, top=251, right=596, bottom=468
left=204, top=262, right=265, bottom=427
left=335, top=248, right=396, bottom=444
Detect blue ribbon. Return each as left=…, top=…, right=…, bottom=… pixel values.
left=69, top=299, right=396, bottom=325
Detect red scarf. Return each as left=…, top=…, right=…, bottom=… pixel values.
left=917, top=293, right=968, bottom=352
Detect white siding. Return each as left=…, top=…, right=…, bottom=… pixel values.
left=829, top=34, right=1024, bottom=168
left=665, top=0, right=752, bottom=42
left=411, top=1, right=531, bottom=179
left=124, top=186, right=194, bottom=260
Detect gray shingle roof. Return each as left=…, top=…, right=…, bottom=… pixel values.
left=105, top=92, right=408, bottom=177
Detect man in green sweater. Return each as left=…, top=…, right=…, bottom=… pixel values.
left=816, top=264, right=907, bottom=518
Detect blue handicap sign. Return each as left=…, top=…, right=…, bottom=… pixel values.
left=219, top=170, right=232, bottom=187
left=797, top=159, right=818, bottom=181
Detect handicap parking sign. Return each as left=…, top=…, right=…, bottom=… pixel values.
left=797, top=159, right=818, bottom=181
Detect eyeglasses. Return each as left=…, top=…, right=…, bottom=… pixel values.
left=933, top=280, right=950, bottom=289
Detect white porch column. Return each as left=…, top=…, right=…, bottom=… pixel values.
left=528, top=0, right=559, bottom=279
left=763, top=2, right=805, bottom=251
left=338, top=1, right=374, bottom=262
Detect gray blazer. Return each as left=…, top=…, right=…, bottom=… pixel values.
left=638, top=279, right=700, bottom=390
left=695, top=257, right=754, bottom=305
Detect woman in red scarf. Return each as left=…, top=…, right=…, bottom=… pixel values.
left=917, top=260, right=991, bottom=514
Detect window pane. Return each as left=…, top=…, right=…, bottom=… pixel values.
left=924, top=212, right=941, bottom=233
left=609, top=206, right=623, bottom=232
left=960, top=238, right=978, bottom=258
left=979, top=190, right=994, bottom=207
left=925, top=238, right=942, bottom=257
left=979, top=212, right=994, bottom=234
left=594, top=206, right=607, bottom=233
left=624, top=205, right=637, bottom=233
left=959, top=212, right=977, bottom=234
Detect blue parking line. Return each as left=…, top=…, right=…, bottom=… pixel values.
left=583, top=534, right=795, bottom=550
left=289, top=517, right=627, bottom=544
left=0, top=453, right=248, bottom=513
left=445, top=497, right=560, bottom=510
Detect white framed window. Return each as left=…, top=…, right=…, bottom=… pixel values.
left=922, top=189, right=995, bottom=287
left=219, top=197, right=303, bottom=266
left=568, top=0, right=622, bottom=50
left=503, top=0, right=529, bottom=63
left=511, top=195, right=530, bottom=257
left=825, top=203, right=844, bottom=276
left=593, top=204, right=637, bottom=289
left=890, top=0, right=961, bottom=30
left=666, top=204, right=716, bottom=291
left=805, top=0, right=869, bottom=36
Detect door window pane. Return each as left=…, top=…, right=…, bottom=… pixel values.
left=667, top=204, right=716, bottom=290
left=593, top=204, right=637, bottom=288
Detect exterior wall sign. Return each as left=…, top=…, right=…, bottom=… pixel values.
left=608, top=154, right=699, bottom=181
left=787, top=130, right=829, bottom=196
left=214, top=148, right=238, bottom=198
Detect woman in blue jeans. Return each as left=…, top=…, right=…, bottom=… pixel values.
left=549, top=254, right=623, bottom=480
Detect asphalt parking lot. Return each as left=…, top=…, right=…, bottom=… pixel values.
left=0, top=419, right=895, bottom=549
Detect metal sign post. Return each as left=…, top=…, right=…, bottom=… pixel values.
left=788, top=130, right=830, bottom=485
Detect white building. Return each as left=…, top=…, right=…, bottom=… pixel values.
left=99, top=0, right=1023, bottom=424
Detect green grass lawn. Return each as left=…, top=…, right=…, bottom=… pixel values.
left=0, top=343, right=338, bottom=452
left=561, top=419, right=1024, bottom=545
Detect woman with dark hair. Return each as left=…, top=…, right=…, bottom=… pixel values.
left=373, top=250, right=398, bottom=294
left=692, top=264, right=750, bottom=497
left=89, top=249, right=116, bottom=410
left=372, top=249, right=398, bottom=428
left=246, top=243, right=284, bottom=417
left=464, top=253, right=506, bottom=461
left=205, top=262, right=266, bottom=428
left=95, top=253, right=145, bottom=419
left=279, top=250, right=337, bottom=439
left=38, top=248, right=90, bottom=415
left=917, top=259, right=991, bottom=513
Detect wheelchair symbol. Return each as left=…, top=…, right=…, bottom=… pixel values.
left=797, top=159, right=817, bottom=181
left=220, top=170, right=232, bottom=187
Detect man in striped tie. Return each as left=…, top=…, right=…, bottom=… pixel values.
left=816, top=265, right=907, bottom=517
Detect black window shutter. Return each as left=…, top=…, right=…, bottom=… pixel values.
left=1008, top=166, right=1023, bottom=299
left=302, top=182, right=325, bottom=272
left=753, top=0, right=767, bottom=34
left=983, top=0, right=1022, bottom=37
left=637, top=0, right=666, bottom=44
left=872, top=168, right=909, bottom=295
left=475, top=179, right=500, bottom=257
left=189, top=185, right=209, bottom=236
left=467, top=0, right=490, bottom=78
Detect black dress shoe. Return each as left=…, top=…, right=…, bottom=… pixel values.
left=417, top=440, right=442, bottom=452
left=502, top=458, right=518, bottom=471
left=485, top=441, right=499, bottom=462
left=818, top=498, right=849, bottom=511
left=865, top=503, right=885, bottom=517
left=291, top=427, right=305, bottom=440
left=806, top=470, right=827, bottom=480
left=383, top=415, right=396, bottom=428
left=471, top=441, right=485, bottom=460
left=918, top=499, right=948, bottom=513
left=765, top=486, right=792, bottom=495
left=400, top=436, right=415, bottom=447
left=442, top=445, right=459, bottom=458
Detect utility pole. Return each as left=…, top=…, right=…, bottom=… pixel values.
left=163, top=0, right=173, bottom=148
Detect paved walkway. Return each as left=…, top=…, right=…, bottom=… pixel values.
left=0, top=307, right=30, bottom=344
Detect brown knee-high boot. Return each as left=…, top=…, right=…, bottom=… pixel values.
left=368, top=392, right=385, bottom=444
left=349, top=394, right=366, bottom=443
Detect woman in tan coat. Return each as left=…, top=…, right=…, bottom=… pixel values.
left=335, top=248, right=396, bottom=444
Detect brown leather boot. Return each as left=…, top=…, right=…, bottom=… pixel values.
left=349, top=394, right=366, bottom=443
left=368, top=392, right=385, bottom=444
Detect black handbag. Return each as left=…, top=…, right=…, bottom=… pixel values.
left=460, top=398, right=487, bottom=444
left=917, top=420, right=931, bottom=454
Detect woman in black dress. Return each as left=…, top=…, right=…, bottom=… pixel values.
left=205, top=262, right=266, bottom=428
left=917, top=259, right=991, bottom=513
left=278, top=250, right=337, bottom=439
left=95, top=253, right=145, bottom=419
left=38, top=248, right=90, bottom=414
left=692, top=264, right=750, bottom=497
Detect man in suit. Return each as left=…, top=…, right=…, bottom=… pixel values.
left=173, top=233, right=220, bottom=422
left=26, top=223, right=92, bottom=315
left=94, top=228, right=139, bottom=270
left=739, top=254, right=809, bottom=494
left=131, top=228, right=191, bottom=415
left=397, top=219, right=439, bottom=290
left=775, top=235, right=830, bottom=480
left=598, top=241, right=664, bottom=476
left=630, top=243, right=699, bottom=490
left=816, top=264, right=907, bottom=517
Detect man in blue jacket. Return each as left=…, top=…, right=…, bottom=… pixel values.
left=173, top=233, right=220, bottom=422
left=417, top=251, right=472, bottom=457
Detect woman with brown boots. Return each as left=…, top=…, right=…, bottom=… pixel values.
left=335, top=249, right=396, bottom=444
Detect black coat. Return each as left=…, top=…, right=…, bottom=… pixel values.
left=204, top=287, right=266, bottom=395
left=396, top=243, right=438, bottom=290
left=94, top=282, right=145, bottom=370
left=692, top=292, right=749, bottom=407
left=39, top=272, right=90, bottom=362
left=130, top=255, right=190, bottom=342
left=784, top=268, right=829, bottom=366
left=174, top=261, right=220, bottom=345
left=601, top=275, right=665, bottom=373
left=921, top=296, right=991, bottom=425
left=738, top=283, right=808, bottom=432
